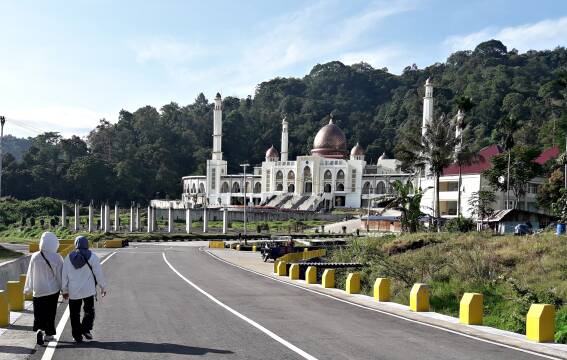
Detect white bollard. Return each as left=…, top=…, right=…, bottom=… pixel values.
left=186, top=208, right=192, bottom=233
left=135, top=205, right=140, bottom=231
left=203, top=208, right=208, bottom=233
left=74, top=203, right=79, bottom=231
left=61, top=203, right=67, bottom=227
left=114, top=203, right=119, bottom=232
left=168, top=204, right=173, bottom=233
left=104, top=204, right=110, bottom=233
left=88, top=203, right=93, bottom=233
left=222, top=208, right=228, bottom=234
left=130, top=205, right=134, bottom=232
left=147, top=206, right=152, bottom=233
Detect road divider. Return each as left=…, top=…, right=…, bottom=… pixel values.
left=460, top=293, right=483, bottom=325
left=273, top=260, right=280, bottom=274
left=410, top=283, right=429, bottom=312
left=209, top=241, right=225, bottom=249
left=526, top=304, right=555, bottom=343
left=289, top=264, right=299, bottom=280
left=345, top=273, right=360, bottom=294
left=20, top=274, right=32, bottom=301
left=0, top=291, right=8, bottom=327
left=373, top=278, right=390, bottom=302
left=277, top=261, right=287, bottom=276
left=6, top=280, right=23, bottom=312
left=305, top=266, right=317, bottom=284
left=322, top=269, right=335, bottom=288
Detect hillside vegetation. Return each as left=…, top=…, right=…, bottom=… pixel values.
left=329, top=232, right=567, bottom=342
left=3, top=40, right=567, bottom=202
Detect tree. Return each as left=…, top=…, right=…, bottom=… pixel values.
left=454, top=96, right=476, bottom=217
left=538, top=169, right=564, bottom=210
left=396, top=114, right=460, bottom=230
left=382, top=179, right=426, bottom=233
left=497, top=116, right=517, bottom=208
left=483, top=146, right=543, bottom=208
left=468, top=190, right=496, bottom=228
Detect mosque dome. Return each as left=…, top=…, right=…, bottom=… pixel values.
left=311, top=118, right=347, bottom=158
left=350, top=142, right=364, bottom=156
left=266, top=145, right=279, bottom=159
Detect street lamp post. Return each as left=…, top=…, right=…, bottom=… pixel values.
left=0, top=116, right=5, bottom=198
left=240, top=163, right=249, bottom=243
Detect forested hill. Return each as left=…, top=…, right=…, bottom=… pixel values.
left=4, top=39, right=567, bottom=203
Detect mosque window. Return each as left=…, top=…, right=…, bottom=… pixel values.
left=362, top=182, right=371, bottom=194
left=221, top=182, right=229, bottom=193
left=337, top=183, right=345, bottom=191
left=211, top=168, right=216, bottom=190
left=324, top=170, right=332, bottom=180
left=287, top=170, right=295, bottom=182
left=376, top=181, right=386, bottom=194
left=254, top=182, right=261, bottom=193
left=351, top=169, right=357, bottom=192
left=266, top=170, right=271, bottom=192
left=232, top=182, right=240, bottom=193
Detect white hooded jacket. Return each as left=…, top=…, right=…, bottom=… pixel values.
left=62, top=250, right=107, bottom=300
left=24, top=232, right=64, bottom=298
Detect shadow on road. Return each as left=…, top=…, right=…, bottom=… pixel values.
left=8, top=323, right=34, bottom=331
left=0, top=345, right=36, bottom=354
left=57, top=341, right=233, bottom=355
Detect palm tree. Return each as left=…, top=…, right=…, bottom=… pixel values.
left=396, top=114, right=460, bottom=231
left=453, top=96, right=476, bottom=217
left=499, top=116, right=516, bottom=209
left=382, top=179, right=427, bottom=233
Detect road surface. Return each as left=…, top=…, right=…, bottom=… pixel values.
left=29, top=243, right=549, bottom=360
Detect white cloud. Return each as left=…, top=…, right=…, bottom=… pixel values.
left=3, top=106, right=115, bottom=138
left=444, top=16, right=567, bottom=53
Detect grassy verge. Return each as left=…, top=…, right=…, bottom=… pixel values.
left=329, top=231, right=567, bottom=343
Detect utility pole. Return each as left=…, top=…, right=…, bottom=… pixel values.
left=0, top=116, right=5, bottom=198
left=240, top=163, right=249, bottom=242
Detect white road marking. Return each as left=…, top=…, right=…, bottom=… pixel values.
left=162, top=252, right=319, bottom=360
left=204, top=249, right=563, bottom=360
left=41, top=251, right=117, bottom=360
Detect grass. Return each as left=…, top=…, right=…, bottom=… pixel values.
left=329, top=231, right=567, bottom=343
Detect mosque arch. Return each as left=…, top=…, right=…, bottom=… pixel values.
left=324, top=184, right=332, bottom=193
left=336, top=170, right=345, bottom=180
left=254, top=182, right=261, bottom=193
left=221, top=182, right=229, bottom=193
left=323, top=170, right=332, bottom=180
left=191, top=184, right=196, bottom=193
left=362, top=181, right=371, bottom=194
left=336, top=183, right=345, bottom=191
left=276, top=170, right=284, bottom=181
left=287, top=170, right=295, bottom=181
left=288, top=183, right=295, bottom=193
left=199, top=183, right=205, bottom=194
left=276, top=183, right=283, bottom=191
left=232, top=182, right=240, bottom=193
left=303, top=166, right=312, bottom=194
left=376, top=181, right=386, bottom=194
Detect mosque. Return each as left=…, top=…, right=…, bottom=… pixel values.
left=181, top=93, right=410, bottom=211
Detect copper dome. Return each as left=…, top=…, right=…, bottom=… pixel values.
left=311, top=118, right=347, bottom=158
left=266, top=145, right=279, bottom=159
left=350, top=142, right=364, bottom=156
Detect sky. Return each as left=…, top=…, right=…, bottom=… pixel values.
left=1, top=0, right=567, bottom=138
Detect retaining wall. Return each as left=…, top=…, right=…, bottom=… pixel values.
left=0, top=256, right=30, bottom=290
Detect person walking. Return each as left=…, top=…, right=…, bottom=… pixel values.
left=24, top=232, right=63, bottom=345
left=62, top=236, right=107, bottom=343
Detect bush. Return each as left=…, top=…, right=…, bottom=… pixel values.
left=443, top=216, right=475, bottom=232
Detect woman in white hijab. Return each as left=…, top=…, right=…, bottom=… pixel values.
left=24, top=232, right=63, bottom=345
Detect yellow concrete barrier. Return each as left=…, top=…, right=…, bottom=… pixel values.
left=373, top=278, right=390, bottom=302
left=278, top=249, right=326, bottom=263
left=29, top=243, right=39, bottom=253
left=273, top=260, right=280, bottom=274
left=20, top=274, right=32, bottom=301
left=289, top=264, right=299, bottom=280
left=208, top=241, right=225, bottom=249
left=304, top=248, right=308, bottom=252
left=0, top=291, right=8, bottom=327
left=346, top=273, right=360, bottom=294
left=410, top=283, right=429, bottom=312
left=103, top=239, right=123, bottom=248
left=59, top=244, right=74, bottom=257
left=322, top=269, right=335, bottom=288
left=276, top=261, right=287, bottom=276
left=6, top=281, right=24, bottom=311
left=460, top=293, right=483, bottom=325
left=526, top=304, right=555, bottom=343
left=305, top=266, right=317, bottom=284
left=252, top=245, right=257, bottom=252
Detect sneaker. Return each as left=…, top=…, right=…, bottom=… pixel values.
left=36, top=330, right=44, bottom=345
left=83, top=332, right=93, bottom=340
left=44, top=335, right=55, bottom=342
left=73, top=336, right=83, bottom=344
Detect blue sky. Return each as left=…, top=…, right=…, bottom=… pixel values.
left=1, top=0, right=567, bottom=137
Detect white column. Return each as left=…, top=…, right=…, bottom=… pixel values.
left=168, top=204, right=173, bottom=233
left=129, top=204, right=134, bottom=232
left=212, top=93, right=223, bottom=160
left=147, top=206, right=152, bottom=233
left=104, top=204, right=110, bottom=233
left=281, top=116, right=288, bottom=161
left=114, top=203, right=119, bottom=232
left=100, top=204, right=104, bottom=231
left=88, top=203, right=93, bottom=233
left=222, top=208, right=228, bottom=234
left=151, top=207, right=156, bottom=232
left=135, top=205, right=140, bottom=231
left=61, top=203, right=67, bottom=227
left=422, top=77, right=434, bottom=138
left=203, top=208, right=208, bottom=233
left=186, top=208, right=192, bottom=233
left=74, top=203, right=79, bottom=231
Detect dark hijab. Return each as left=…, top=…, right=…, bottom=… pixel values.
left=69, top=236, right=92, bottom=269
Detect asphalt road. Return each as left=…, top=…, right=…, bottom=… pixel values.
left=29, top=244, right=546, bottom=360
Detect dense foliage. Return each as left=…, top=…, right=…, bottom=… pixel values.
left=3, top=39, right=567, bottom=203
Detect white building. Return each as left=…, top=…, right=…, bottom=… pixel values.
left=181, top=93, right=410, bottom=211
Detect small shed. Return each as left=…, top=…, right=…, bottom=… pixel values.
left=481, top=209, right=556, bottom=234
left=361, top=209, right=402, bottom=233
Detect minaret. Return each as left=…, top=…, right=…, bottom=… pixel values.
left=422, top=78, right=434, bottom=137
left=212, top=93, right=223, bottom=160
left=281, top=115, right=288, bottom=161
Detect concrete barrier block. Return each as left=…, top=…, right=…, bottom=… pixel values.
left=346, top=273, right=360, bottom=294
left=273, top=261, right=280, bottom=274
left=0, top=291, right=8, bottom=327
left=19, top=274, right=32, bottom=301
left=208, top=241, right=225, bottom=249
left=289, top=264, right=299, bottom=280
left=526, top=304, right=555, bottom=343
left=236, top=244, right=241, bottom=251
left=460, top=293, right=483, bottom=325
left=276, top=261, right=287, bottom=276
left=305, top=266, right=317, bottom=284
left=28, top=243, right=39, bottom=253
left=252, top=245, right=257, bottom=252
left=6, top=281, right=23, bottom=311
left=322, top=269, right=335, bottom=288
left=373, top=278, right=390, bottom=302
left=410, top=283, right=429, bottom=312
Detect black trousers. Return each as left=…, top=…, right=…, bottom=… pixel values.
left=33, top=292, right=59, bottom=336
left=69, top=296, right=95, bottom=340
